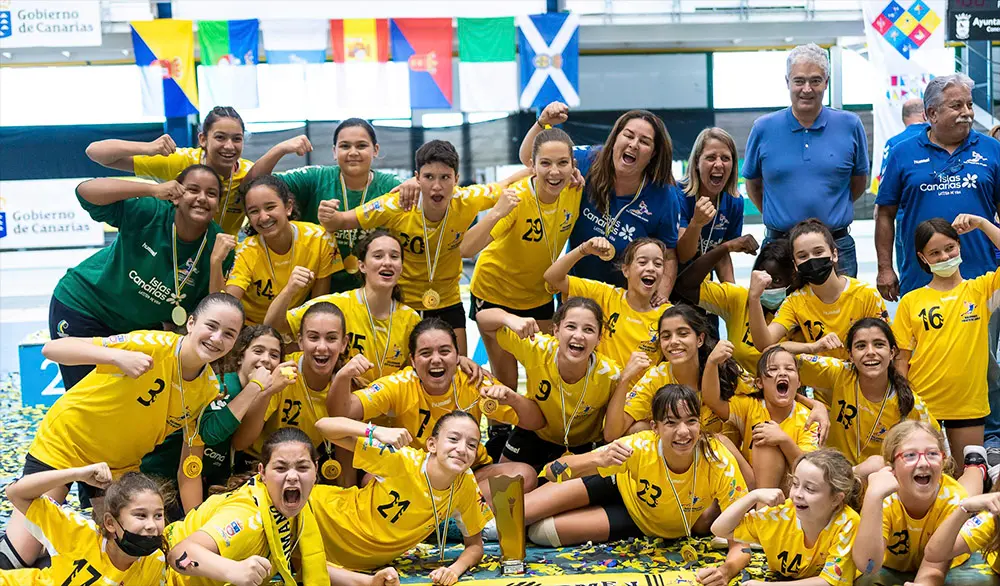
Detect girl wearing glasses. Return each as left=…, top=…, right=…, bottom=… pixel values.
left=892, top=215, right=1000, bottom=491
left=853, top=421, right=974, bottom=584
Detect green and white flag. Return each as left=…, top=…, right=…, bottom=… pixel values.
left=197, top=19, right=259, bottom=111
left=458, top=17, right=517, bottom=112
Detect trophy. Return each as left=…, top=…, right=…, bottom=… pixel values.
left=488, top=475, right=526, bottom=575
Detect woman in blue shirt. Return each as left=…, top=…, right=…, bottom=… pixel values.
left=675, top=127, right=746, bottom=283
left=519, top=102, right=679, bottom=302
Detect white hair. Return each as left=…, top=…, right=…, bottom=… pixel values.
left=923, top=73, right=974, bottom=112
left=786, top=43, right=830, bottom=80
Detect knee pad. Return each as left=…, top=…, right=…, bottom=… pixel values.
left=527, top=517, right=561, bottom=547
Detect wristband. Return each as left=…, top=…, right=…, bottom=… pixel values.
left=248, top=378, right=265, bottom=392
left=536, top=119, right=552, bottom=130
left=960, top=504, right=973, bottom=515
left=365, top=422, right=376, bottom=446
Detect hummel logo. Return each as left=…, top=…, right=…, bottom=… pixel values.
left=142, top=243, right=157, bottom=257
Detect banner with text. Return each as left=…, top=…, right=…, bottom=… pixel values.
left=0, top=179, right=104, bottom=250
left=0, top=0, right=101, bottom=48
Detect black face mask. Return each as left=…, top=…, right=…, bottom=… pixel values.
left=113, top=518, right=162, bottom=557
left=796, top=257, right=834, bottom=285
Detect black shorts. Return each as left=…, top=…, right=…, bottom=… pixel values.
left=48, top=296, right=119, bottom=390
left=940, top=417, right=987, bottom=429
left=582, top=474, right=644, bottom=541
left=23, top=453, right=104, bottom=508
left=421, top=302, right=466, bottom=330
left=501, top=427, right=597, bottom=472
left=469, top=294, right=555, bottom=322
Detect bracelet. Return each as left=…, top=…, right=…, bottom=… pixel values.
left=536, top=119, right=552, bottom=130
left=960, top=504, right=973, bottom=515
left=365, top=422, right=376, bottom=446
left=248, top=378, right=265, bottom=392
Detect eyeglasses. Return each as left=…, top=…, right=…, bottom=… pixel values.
left=893, top=449, right=943, bottom=465
left=933, top=162, right=964, bottom=183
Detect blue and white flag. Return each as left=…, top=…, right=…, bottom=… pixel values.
left=517, top=12, right=580, bottom=109
left=262, top=20, right=328, bottom=65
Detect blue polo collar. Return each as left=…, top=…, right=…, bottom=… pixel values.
left=914, top=127, right=979, bottom=154
left=785, top=106, right=828, bottom=132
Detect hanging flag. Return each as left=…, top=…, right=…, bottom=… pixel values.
left=517, top=13, right=580, bottom=110
left=458, top=17, right=517, bottom=112
left=262, top=20, right=328, bottom=65
left=330, top=18, right=389, bottom=63
left=198, top=19, right=259, bottom=110
left=326, top=18, right=407, bottom=114
left=863, top=0, right=949, bottom=192
left=391, top=18, right=453, bottom=109
left=130, top=19, right=198, bottom=117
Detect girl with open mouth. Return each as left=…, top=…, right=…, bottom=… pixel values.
left=326, top=318, right=543, bottom=501
left=222, top=175, right=340, bottom=327
left=712, top=449, right=861, bottom=586
left=475, top=297, right=622, bottom=473
left=524, top=385, right=750, bottom=586
left=310, top=411, right=491, bottom=585
left=3, top=466, right=168, bottom=585
left=923, top=464, right=1000, bottom=581
left=854, top=421, right=976, bottom=584
left=892, top=215, right=1000, bottom=491
left=165, top=427, right=395, bottom=586
left=702, top=344, right=820, bottom=491
left=2, top=294, right=243, bottom=571
left=545, top=236, right=669, bottom=370
left=87, top=106, right=313, bottom=236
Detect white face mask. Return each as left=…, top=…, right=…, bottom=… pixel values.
left=927, top=254, right=963, bottom=277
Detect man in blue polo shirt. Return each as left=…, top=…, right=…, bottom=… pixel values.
left=742, top=43, right=869, bottom=277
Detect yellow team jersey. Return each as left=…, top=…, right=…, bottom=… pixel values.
left=567, top=276, right=664, bottom=367
left=227, top=222, right=341, bottom=325
left=797, top=354, right=939, bottom=465
left=881, top=474, right=969, bottom=572
left=133, top=147, right=252, bottom=235
left=30, top=331, right=215, bottom=473
left=961, top=511, right=1000, bottom=574
left=892, top=270, right=1000, bottom=420
left=355, top=185, right=500, bottom=310
left=22, top=496, right=166, bottom=586
left=496, top=328, right=621, bottom=447
left=469, top=177, right=581, bottom=309
left=354, top=368, right=518, bottom=467
left=310, top=438, right=493, bottom=570
left=699, top=281, right=765, bottom=374
left=257, top=352, right=331, bottom=452
left=734, top=499, right=858, bottom=586
left=624, top=362, right=756, bottom=433
left=286, top=289, right=421, bottom=384
left=727, top=395, right=819, bottom=464
left=596, top=432, right=747, bottom=539
left=774, top=277, right=889, bottom=361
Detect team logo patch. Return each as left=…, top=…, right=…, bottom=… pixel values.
left=962, top=301, right=980, bottom=323
left=56, top=320, right=70, bottom=337
left=102, top=334, right=129, bottom=346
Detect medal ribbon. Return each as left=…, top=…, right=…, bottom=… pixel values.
left=658, top=438, right=698, bottom=538
left=602, top=176, right=647, bottom=239
left=361, top=288, right=395, bottom=378
left=423, top=457, right=456, bottom=562
left=558, top=355, right=594, bottom=451
left=529, top=177, right=559, bottom=263
left=421, top=203, right=451, bottom=289
left=338, top=171, right=372, bottom=253
left=171, top=224, right=208, bottom=313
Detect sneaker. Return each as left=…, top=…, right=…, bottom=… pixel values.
left=987, top=446, right=1000, bottom=468
left=965, top=446, right=991, bottom=493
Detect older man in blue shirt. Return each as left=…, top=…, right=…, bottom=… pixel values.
left=742, top=43, right=870, bottom=277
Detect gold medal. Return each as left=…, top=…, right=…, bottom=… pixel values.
left=481, top=397, right=499, bottom=416
left=171, top=305, right=187, bottom=327
left=183, top=455, right=203, bottom=479
left=422, top=288, right=441, bottom=309
left=321, top=459, right=341, bottom=480
left=598, top=243, right=616, bottom=261
left=681, top=544, right=699, bottom=563
left=343, top=254, right=359, bottom=274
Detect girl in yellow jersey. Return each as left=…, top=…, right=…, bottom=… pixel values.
left=674, top=236, right=797, bottom=375
left=223, top=176, right=342, bottom=325
left=475, top=298, right=622, bottom=471
left=3, top=293, right=243, bottom=570
left=923, top=483, right=1000, bottom=579
left=268, top=230, right=422, bottom=385
left=165, top=427, right=394, bottom=586
left=853, top=421, right=972, bottom=585
left=521, top=385, right=750, bottom=586
left=545, top=236, right=669, bottom=368
left=794, top=318, right=939, bottom=475
left=319, top=140, right=525, bottom=355
left=712, top=449, right=861, bottom=586
left=893, top=215, right=1000, bottom=472
left=311, top=412, right=492, bottom=584
left=464, top=128, right=582, bottom=389
left=327, top=318, right=544, bottom=498
left=86, top=106, right=314, bottom=236
left=702, top=344, right=820, bottom=490
left=2, top=467, right=166, bottom=585
left=749, top=219, right=889, bottom=363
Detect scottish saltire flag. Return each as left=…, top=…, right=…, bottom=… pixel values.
left=198, top=19, right=259, bottom=109
left=391, top=18, right=453, bottom=109
left=131, top=19, right=198, bottom=117
left=517, top=13, right=580, bottom=109
left=262, top=20, right=328, bottom=65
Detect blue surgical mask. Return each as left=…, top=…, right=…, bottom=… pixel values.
left=759, top=287, right=787, bottom=310
left=928, top=254, right=962, bottom=277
